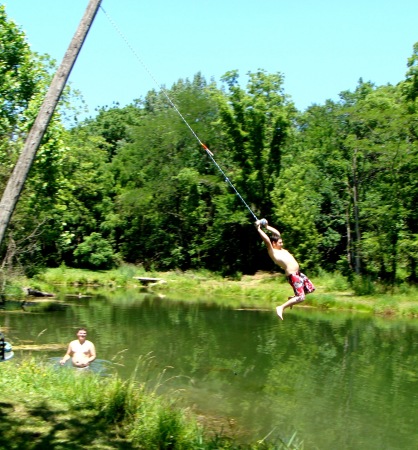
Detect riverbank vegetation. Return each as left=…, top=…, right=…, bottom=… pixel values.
left=0, top=357, right=303, bottom=449
left=3, top=266, right=418, bottom=318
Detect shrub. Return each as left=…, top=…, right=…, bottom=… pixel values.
left=74, top=232, right=116, bottom=270
left=351, top=275, right=375, bottom=296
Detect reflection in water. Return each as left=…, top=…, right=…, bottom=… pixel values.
left=3, top=291, right=418, bottom=449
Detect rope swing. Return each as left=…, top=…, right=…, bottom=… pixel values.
left=100, top=6, right=259, bottom=222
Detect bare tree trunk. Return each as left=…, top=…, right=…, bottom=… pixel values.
left=346, top=204, right=353, bottom=271
left=352, top=148, right=361, bottom=275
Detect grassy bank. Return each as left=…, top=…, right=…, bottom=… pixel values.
left=4, top=265, right=418, bottom=317
left=0, top=357, right=302, bottom=449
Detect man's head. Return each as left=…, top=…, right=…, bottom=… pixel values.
left=270, top=234, right=283, bottom=249
left=76, top=327, right=88, bottom=340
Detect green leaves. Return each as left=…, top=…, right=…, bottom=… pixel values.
left=74, top=232, right=116, bottom=270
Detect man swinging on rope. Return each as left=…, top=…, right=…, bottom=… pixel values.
left=255, top=219, right=315, bottom=320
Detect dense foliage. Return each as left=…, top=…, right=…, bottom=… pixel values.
left=1, top=5, right=418, bottom=286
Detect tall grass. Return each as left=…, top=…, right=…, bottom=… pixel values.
left=0, top=357, right=304, bottom=449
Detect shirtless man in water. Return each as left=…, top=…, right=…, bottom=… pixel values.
left=60, top=327, right=96, bottom=368
left=255, top=219, right=315, bottom=320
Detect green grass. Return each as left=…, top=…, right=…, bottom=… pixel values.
left=0, top=357, right=304, bottom=449
left=308, top=293, right=337, bottom=310
left=32, top=264, right=145, bottom=288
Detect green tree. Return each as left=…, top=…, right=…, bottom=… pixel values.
left=0, top=6, right=70, bottom=274
left=403, top=41, right=418, bottom=102
left=215, top=69, right=296, bottom=217
left=109, top=75, right=225, bottom=270
left=297, top=72, right=418, bottom=284
left=0, top=5, right=40, bottom=186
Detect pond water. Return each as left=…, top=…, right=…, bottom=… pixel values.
left=1, top=290, right=417, bottom=449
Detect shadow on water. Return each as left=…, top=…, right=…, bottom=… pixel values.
left=2, top=291, right=418, bottom=449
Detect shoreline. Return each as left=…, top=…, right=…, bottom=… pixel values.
left=2, top=268, right=418, bottom=318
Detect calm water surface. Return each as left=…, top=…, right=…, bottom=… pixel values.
left=2, top=290, right=417, bottom=449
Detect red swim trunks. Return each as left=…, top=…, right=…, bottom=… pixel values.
left=287, top=271, right=315, bottom=303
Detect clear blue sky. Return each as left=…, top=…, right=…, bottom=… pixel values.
left=3, top=0, right=418, bottom=118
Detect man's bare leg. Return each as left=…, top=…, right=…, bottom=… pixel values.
left=276, top=297, right=301, bottom=320
left=276, top=305, right=284, bottom=320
